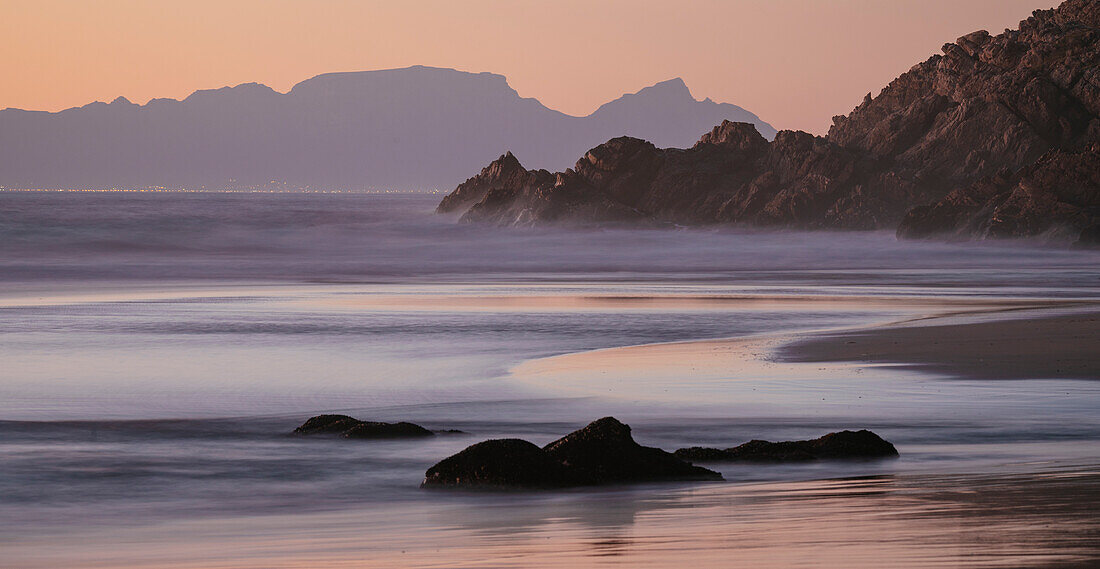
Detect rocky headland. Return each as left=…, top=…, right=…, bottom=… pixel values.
left=438, top=0, right=1100, bottom=243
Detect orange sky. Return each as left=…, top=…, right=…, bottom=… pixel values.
left=1, top=0, right=1059, bottom=133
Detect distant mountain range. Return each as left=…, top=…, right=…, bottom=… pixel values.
left=0, top=66, right=775, bottom=190
left=438, top=0, right=1099, bottom=244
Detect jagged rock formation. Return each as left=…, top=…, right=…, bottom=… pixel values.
left=439, top=0, right=1100, bottom=241
left=421, top=417, right=721, bottom=489
left=674, top=430, right=899, bottom=463
left=898, top=143, right=1100, bottom=242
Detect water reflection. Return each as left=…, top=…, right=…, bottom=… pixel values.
left=4, top=468, right=1094, bottom=568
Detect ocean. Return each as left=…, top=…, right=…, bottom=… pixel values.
left=1, top=191, right=1098, bottom=568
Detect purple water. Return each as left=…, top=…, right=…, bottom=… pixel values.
left=1, top=191, right=1098, bottom=568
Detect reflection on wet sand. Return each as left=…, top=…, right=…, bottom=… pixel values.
left=5, top=468, right=1097, bottom=568
left=320, top=289, right=1068, bottom=313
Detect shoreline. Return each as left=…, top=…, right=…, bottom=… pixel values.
left=780, top=306, right=1100, bottom=381
left=5, top=288, right=1100, bottom=568
left=5, top=465, right=1097, bottom=569
left=509, top=301, right=1100, bottom=412
left=513, top=302, right=1100, bottom=390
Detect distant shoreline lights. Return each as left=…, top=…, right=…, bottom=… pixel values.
left=0, top=187, right=442, bottom=194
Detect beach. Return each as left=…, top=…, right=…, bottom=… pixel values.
left=782, top=308, right=1100, bottom=380
left=2, top=192, right=1099, bottom=568
left=3, top=287, right=1099, bottom=568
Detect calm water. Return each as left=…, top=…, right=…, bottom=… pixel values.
left=1, top=192, right=1099, bottom=568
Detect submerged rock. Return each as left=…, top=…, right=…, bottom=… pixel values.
left=421, top=417, right=721, bottom=489
left=294, top=414, right=437, bottom=439
left=674, top=430, right=899, bottom=463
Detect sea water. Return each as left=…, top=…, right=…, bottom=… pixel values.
left=1, top=191, right=1098, bottom=568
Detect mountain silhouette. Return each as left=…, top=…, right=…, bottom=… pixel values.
left=0, top=66, right=774, bottom=190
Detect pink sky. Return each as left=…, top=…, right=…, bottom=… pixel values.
left=1, top=0, right=1058, bottom=133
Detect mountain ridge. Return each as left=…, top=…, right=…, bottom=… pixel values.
left=0, top=65, right=775, bottom=190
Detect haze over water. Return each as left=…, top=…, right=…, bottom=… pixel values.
left=2, top=191, right=1099, bottom=568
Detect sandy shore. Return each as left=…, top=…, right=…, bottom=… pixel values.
left=510, top=300, right=1100, bottom=411
left=781, top=307, right=1100, bottom=380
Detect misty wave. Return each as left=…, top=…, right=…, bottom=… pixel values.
left=1, top=191, right=1098, bottom=287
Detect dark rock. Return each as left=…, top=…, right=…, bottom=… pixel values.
left=435, top=152, right=537, bottom=214
left=1077, top=223, right=1100, bottom=246
left=437, top=0, right=1100, bottom=242
left=455, top=142, right=653, bottom=227
left=343, top=421, right=434, bottom=439
left=293, top=414, right=362, bottom=435
left=674, top=430, right=899, bottom=463
left=898, top=144, right=1100, bottom=240
left=421, top=417, right=721, bottom=489
left=422, top=439, right=572, bottom=489
left=294, top=414, right=436, bottom=439
left=543, top=417, right=722, bottom=485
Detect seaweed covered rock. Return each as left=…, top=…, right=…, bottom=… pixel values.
left=675, top=429, right=898, bottom=463
left=421, top=417, right=721, bottom=489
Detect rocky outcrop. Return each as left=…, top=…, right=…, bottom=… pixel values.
left=898, top=143, right=1100, bottom=241
left=436, top=152, right=542, bottom=214
left=447, top=145, right=652, bottom=226
left=442, top=123, right=887, bottom=228
left=674, top=430, right=899, bottom=463
left=421, top=439, right=572, bottom=488
left=438, top=0, right=1100, bottom=241
left=541, top=416, right=722, bottom=484
left=421, top=417, right=721, bottom=489
left=294, top=414, right=436, bottom=438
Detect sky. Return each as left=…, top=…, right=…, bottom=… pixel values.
left=0, top=0, right=1060, bottom=134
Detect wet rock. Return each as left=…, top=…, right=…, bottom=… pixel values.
left=293, top=414, right=363, bottom=435
left=422, top=439, right=571, bottom=489
left=543, top=417, right=722, bottom=485
left=343, top=421, right=434, bottom=438
left=674, top=430, right=899, bottom=463
left=421, top=417, right=721, bottom=489
left=294, top=414, right=437, bottom=439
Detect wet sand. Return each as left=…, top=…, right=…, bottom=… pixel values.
left=782, top=308, right=1100, bottom=380
left=5, top=286, right=1099, bottom=568
left=510, top=301, right=1100, bottom=408
left=5, top=467, right=1097, bottom=569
